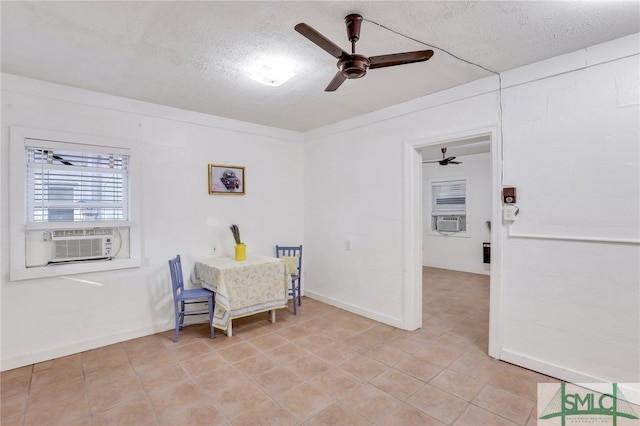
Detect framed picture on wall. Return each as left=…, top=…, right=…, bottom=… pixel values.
left=208, top=164, right=245, bottom=194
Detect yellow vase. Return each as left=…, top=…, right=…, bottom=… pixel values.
left=234, top=243, right=246, bottom=261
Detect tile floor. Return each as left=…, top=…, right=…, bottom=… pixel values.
left=1, top=267, right=559, bottom=425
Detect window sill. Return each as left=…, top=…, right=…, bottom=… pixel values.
left=10, top=257, right=141, bottom=282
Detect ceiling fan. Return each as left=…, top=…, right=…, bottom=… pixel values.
left=295, top=14, right=434, bottom=92
left=422, top=148, right=462, bottom=166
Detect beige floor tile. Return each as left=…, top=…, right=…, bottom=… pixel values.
left=146, top=379, right=208, bottom=419
left=287, top=353, right=332, bottom=380
left=369, top=369, right=425, bottom=400
left=473, top=384, right=535, bottom=425
left=129, top=349, right=179, bottom=375
left=245, top=332, right=289, bottom=351
left=230, top=399, right=294, bottom=426
left=90, top=397, right=159, bottom=426
left=407, top=383, right=468, bottom=424
left=252, top=366, right=305, bottom=397
left=86, top=370, right=146, bottom=413
left=82, top=345, right=130, bottom=375
left=454, top=404, right=518, bottom=426
left=363, top=344, right=407, bottom=366
left=0, top=375, right=29, bottom=403
left=311, top=342, right=355, bottom=365
left=338, top=354, right=386, bottom=381
left=448, top=351, right=499, bottom=382
left=302, top=401, right=370, bottom=426
left=206, top=380, right=271, bottom=419
left=24, top=393, right=91, bottom=426
left=161, top=400, right=229, bottom=425
left=307, top=368, right=363, bottom=399
left=378, top=404, right=446, bottom=426
left=27, top=376, right=86, bottom=409
left=0, top=414, right=25, bottom=426
left=429, top=368, right=484, bottom=401
left=487, top=366, right=542, bottom=401
left=395, top=354, right=444, bottom=382
left=137, top=362, right=191, bottom=394
left=179, top=350, right=229, bottom=378
left=217, top=340, right=263, bottom=364
left=169, top=341, right=215, bottom=362
left=265, top=341, right=310, bottom=364
left=274, top=381, right=335, bottom=421
left=231, top=353, right=279, bottom=377
left=1, top=392, right=28, bottom=421
left=194, top=367, right=248, bottom=396
left=341, top=383, right=403, bottom=423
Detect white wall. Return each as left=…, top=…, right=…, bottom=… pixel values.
left=303, top=81, right=500, bottom=327
left=1, top=75, right=304, bottom=370
left=498, top=38, right=640, bottom=384
left=422, top=152, right=492, bottom=274
left=304, top=33, right=639, bottom=385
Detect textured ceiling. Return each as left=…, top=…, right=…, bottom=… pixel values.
left=2, top=1, right=639, bottom=132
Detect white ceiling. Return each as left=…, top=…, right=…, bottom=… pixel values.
left=2, top=1, right=639, bottom=132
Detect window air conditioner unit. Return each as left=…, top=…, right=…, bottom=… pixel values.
left=437, top=216, right=461, bottom=232
left=50, top=228, right=114, bottom=263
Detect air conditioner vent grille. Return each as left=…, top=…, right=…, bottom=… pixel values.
left=49, top=228, right=114, bottom=262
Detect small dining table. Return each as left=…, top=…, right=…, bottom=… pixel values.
left=193, top=255, right=289, bottom=337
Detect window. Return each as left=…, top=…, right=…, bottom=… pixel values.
left=26, top=147, right=130, bottom=223
left=430, top=178, right=468, bottom=234
left=10, top=127, right=141, bottom=280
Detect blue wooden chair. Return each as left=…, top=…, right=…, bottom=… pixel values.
left=275, top=245, right=303, bottom=314
left=168, top=255, right=215, bottom=342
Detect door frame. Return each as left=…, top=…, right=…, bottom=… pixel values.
left=403, top=124, right=502, bottom=358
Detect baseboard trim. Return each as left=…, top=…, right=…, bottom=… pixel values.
left=500, top=349, right=640, bottom=405
left=1, top=325, right=171, bottom=371
left=304, top=291, right=405, bottom=329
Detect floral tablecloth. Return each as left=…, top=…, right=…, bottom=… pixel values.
left=193, top=256, right=288, bottom=332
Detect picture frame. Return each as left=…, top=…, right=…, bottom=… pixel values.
left=208, top=164, right=245, bottom=194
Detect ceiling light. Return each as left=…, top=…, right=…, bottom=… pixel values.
left=247, top=59, right=296, bottom=87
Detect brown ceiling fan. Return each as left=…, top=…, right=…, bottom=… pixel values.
left=295, top=14, right=434, bottom=92
left=422, top=148, right=462, bottom=165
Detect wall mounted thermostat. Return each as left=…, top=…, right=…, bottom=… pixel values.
left=503, top=187, right=517, bottom=204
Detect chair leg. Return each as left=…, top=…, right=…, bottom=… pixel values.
left=208, top=295, right=215, bottom=339
left=291, top=279, right=297, bottom=315
left=174, top=312, right=182, bottom=342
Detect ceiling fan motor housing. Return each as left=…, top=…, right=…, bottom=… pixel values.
left=338, top=54, right=370, bottom=79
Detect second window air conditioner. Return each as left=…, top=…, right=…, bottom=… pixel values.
left=436, top=216, right=461, bottom=232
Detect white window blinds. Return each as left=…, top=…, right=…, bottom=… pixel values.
left=26, top=146, right=130, bottom=223
left=432, top=179, right=466, bottom=213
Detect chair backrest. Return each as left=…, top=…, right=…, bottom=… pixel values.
left=275, top=245, right=302, bottom=275
left=168, top=255, right=185, bottom=298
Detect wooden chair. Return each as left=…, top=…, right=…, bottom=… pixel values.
left=275, top=245, right=303, bottom=314
left=168, top=255, right=215, bottom=342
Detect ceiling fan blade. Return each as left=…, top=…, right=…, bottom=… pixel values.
left=325, top=71, right=347, bottom=92
left=295, top=23, right=349, bottom=59
left=369, top=50, right=434, bottom=69
left=445, top=156, right=457, bottom=162
left=422, top=160, right=441, bottom=164
left=449, top=161, right=462, bottom=164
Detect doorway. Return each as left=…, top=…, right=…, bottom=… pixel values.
left=404, top=126, right=502, bottom=359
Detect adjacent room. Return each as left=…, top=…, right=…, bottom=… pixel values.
left=1, top=2, right=639, bottom=425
